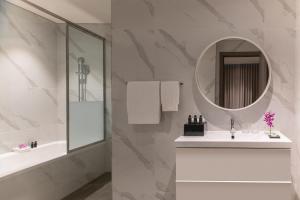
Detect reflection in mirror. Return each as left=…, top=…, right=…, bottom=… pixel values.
left=196, top=38, right=270, bottom=110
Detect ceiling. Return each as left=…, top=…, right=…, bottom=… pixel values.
left=7, top=0, right=111, bottom=23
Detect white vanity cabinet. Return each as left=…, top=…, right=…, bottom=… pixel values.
left=175, top=131, right=292, bottom=200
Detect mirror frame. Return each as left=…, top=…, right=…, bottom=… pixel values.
left=195, top=36, right=272, bottom=111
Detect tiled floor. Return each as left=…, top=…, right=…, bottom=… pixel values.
left=86, top=182, right=112, bottom=200
left=62, top=173, right=111, bottom=200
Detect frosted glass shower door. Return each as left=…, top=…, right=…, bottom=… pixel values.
left=68, top=26, right=105, bottom=151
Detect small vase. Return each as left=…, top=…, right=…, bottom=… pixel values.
left=267, top=127, right=280, bottom=138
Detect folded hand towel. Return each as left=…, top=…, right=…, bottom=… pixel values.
left=161, top=81, right=180, bottom=111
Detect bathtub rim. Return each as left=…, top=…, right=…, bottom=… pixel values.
left=0, top=139, right=109, bottom=182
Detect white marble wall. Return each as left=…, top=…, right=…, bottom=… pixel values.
left=0, top=2, right=112, bottom=198
left=56, top=23, right=67, bottom=141
left=0, top=141, right=110, bottom=200
left=0, top=1, right=67, bottom=150
left=112, top=0, right=297, bottom=199
left=294, top=0, right=300, bottom=199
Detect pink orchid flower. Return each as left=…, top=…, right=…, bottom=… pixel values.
left=264, top=112, right=275, bottom=132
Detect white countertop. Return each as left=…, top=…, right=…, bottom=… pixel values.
left=175, top=131, right=292, bottom=149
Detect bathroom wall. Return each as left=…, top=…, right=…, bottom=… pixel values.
left=0, top=2, right=112, bottom=199
left=0, top=1, right=66, bottom=150
left=0, top=141, right=110, bottom=200
left=294, top=0, right=300, bottom=199
left=112, top=0, right=297, bottom=199
left=56, top=23, right=67, bottom=141
left=0, top=21, right=112, bottom=199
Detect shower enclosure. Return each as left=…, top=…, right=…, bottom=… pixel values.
left=0, top=0, right=110, bottom=178
left=68, top=26, right=105, bottom=151
left=0, top=1, right=111, bottom=199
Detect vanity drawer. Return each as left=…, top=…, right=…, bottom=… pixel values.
left=176, top=181, right=292, bottom=200
left=176, top=148, right=291, bottom=181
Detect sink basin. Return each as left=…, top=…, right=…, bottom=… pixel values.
left=175, top=131, right=291, bottom=149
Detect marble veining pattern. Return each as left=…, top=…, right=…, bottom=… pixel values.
left=0, top=1, right=66, bottom=149
left=124, top=29, right=156, bottom=79
left=0, top=3, right=32, bottom=46
left=114, top=127, right=154, bottom=173
left=0, top=3, right=112, bottom=199
left=42, top=88, right=58, bottom=105
left=0, top=46, right=37, bottom=88
left=158, top=29, right=197, bottom=67
left=287, top=27, right=296, bottom=38
left=0, top=140, right=110, bottom=200
left=141, top=0, right=155, bottom=17
left=249, top=28, right=264, bottom=43
left=277, top=0, right=296, bottom=18
left=154, top=41, right=187, bottom=67
left=0, top=111, right=20, bottom=131
left=249, top=0, right=264, bottom=21
left=196, top=0, right=235, bottom=31
left=16, top=114, right=40, bottom=128
left=112, top=0, right=298, bottom=199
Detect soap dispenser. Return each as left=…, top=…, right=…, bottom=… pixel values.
left=188, top=115, right=192, bottom=124
left=199, top=115, right=203, bottom=124
left=193, top=115, right=198, bottom=124
left=184, top=114, right=205, bottom=136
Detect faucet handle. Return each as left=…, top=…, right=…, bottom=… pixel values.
left=230, top=118, right=236, bottom=139
left=231, top=118, right=234, bottom=127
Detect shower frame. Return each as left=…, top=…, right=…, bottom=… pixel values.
left=66, top=25, right=107, bottom=153
left=19, top=0, right=107, bottom=153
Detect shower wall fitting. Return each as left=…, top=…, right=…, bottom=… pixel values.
left=77, top=57, right=90, bottom=102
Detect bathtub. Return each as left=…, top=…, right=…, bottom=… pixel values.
left=0, top=141, right=66, bottom=178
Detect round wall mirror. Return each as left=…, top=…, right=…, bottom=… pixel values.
left=195, top=37, right=271, bottom=110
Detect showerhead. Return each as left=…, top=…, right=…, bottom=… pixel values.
left=78, top=57, right=85, bottom=64
left=83, top=64, right=90, bottom=75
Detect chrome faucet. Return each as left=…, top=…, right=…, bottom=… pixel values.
left=230, top=118, right=236, bottom=139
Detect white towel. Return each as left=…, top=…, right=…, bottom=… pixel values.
left=127, top=81, right=161, bottom=124
left=161, top=81, right=180, bottom=111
